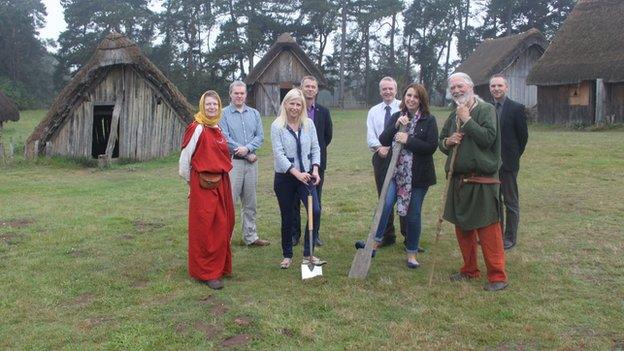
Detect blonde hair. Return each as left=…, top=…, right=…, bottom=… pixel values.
left=275, top=88, right=309, bottom=129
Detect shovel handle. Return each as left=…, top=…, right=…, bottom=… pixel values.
left=307, top=194, right=313, bottom=231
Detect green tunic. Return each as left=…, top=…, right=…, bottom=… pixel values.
left=438, top=100, right=501, bottom=230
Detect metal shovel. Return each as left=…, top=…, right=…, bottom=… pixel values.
left=302, top=187, right=322, bottom=280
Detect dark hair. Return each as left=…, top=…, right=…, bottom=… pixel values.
left=399, top=83, right=430, bottom=116
left=489, top=74, right=508, bottom=86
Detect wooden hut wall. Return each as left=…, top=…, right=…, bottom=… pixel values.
left=252, top=50, right=311, bottom=116
left=503, top=46, right=543, bottom=107
left=536, top=82, right=595, bottom=125
left=605, top=82, right=624, bottom=123
left=474, top=85, right=492, bottom=102
left=49, top=66, right=187, bottom=160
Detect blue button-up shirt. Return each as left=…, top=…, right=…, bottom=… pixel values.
left=219, top=104, right=264, bottom=155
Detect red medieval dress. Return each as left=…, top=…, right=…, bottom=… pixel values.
left=181, top=122, right=235, bottom=281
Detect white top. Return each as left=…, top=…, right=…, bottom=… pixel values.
left=366, top=99, right=401, bottom=151
left=178, top=124, right=203, bottom=182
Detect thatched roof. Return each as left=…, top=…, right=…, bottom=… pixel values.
left=27, top=32, right=193, bottom=147
left=0, top=90, right=20, bottom=123
left=455, top=28, right=548, bottom=86
left=527, top=0, right=624, bottom=85
left=244, top=33, right=328, bottom=86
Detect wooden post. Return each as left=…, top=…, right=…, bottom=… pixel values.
left=45, top=141, right=52, bottom=158
left=97, top=154, right=108, bottom=169
left=33, top=140, right=40, bottom=158
left=8, top=142, right=14, bottom=158
left=0, top=143, right=5, bottom=165
left=105, top=93, right=123, bottom=162
left=349, top=124, right=407, bottom=279
left=595, top=79, right=605, bottom=125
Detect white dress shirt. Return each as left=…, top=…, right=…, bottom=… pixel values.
left=366, top=99, right=401, bottom=151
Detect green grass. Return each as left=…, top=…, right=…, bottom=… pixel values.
left=1, top=108, right=623, bottom=350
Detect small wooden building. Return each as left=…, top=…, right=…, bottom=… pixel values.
left=527, top=0, right=624, bottom=125
left=455, top=28, right=548, bottom=107
left=26, top=32, right=193, bottom=160
left=244, top=33, right=327, bottom=116
left=0, top=90, right=20, bottom=129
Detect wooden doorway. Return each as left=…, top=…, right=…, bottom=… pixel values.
left=92, top=105, right=119, bottom=158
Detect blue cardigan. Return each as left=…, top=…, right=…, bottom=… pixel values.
left=271, top=119, right=321, bottom=174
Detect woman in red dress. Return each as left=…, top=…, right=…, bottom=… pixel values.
left=179, top=90, right=235, bottom=290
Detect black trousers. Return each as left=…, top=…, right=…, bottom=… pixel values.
left=275, top=173, right=321, bottom=258
left=500, top=170, right=520, bottom=246
left=292, top=169, right=324, bottom=240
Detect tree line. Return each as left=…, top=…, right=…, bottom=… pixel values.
left=0, top=0, right=576, bottom=109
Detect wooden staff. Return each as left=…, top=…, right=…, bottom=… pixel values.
left=427, top=106, right=467, bottom=287
left=348, top=123, right=407, bottom=279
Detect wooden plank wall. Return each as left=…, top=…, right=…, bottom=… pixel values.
left=536, top=83, right=595, bottom=125
left=49, top=66, right=187, bottom=160
left=605, top=82, right=624, bottom=123
left=504, top=46, right=543, bottom=107
left=252, top=50, right=310, bottom=116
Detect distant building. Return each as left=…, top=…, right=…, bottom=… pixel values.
left=527, top=0, right=624, bottom=125
left=245, top=33, right=327, bottom=116
left=26, top=32, right=193, bottom=160
left=455, top=28, right=548, bottom=107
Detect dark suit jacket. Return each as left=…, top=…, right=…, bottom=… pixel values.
left=312, top=103, right=333, bottom=171
left=498, top=97, right=528, bottom=172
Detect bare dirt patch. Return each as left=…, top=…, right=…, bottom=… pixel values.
left=211, top=303, right=229, bottom=316
left=0, top=232, right=22, bottom=245
left=199, top=295, right=216, bottom=305
left=131, top=279, right=149, bottom=288
left=281, top=328, right=295, bottom=337
left=193, top=321, right=221, bottom=340
left=233, top=316, right=251, bottom=327
left=120, top=234, right=134, bottom=240
left=1, top=218, right=35, bottom=229
left=175, top=323, right=187, bottom=333
left=222, top=334, right=252, bottom=347
left=133, top=220, right=165, bottom=233
left=72, top=293, right=94, bottom=307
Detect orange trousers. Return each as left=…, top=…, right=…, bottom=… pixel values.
left=455, top=222, right=507, bottom=283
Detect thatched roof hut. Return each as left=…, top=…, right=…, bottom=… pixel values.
left=527, top=0, right=624, bottom=125
left=455, top=28, right=548, bottom=106
left=26, top=32, right=194, bottom=160
left=244, top=33, right=327, bottom=116
left=0, top=90, right=20, bottom=127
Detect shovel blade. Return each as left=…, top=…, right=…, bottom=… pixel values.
left=301, top=264, right=323, bottom=280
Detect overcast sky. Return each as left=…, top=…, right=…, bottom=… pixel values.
left=41, top=0, right=66, bottom=42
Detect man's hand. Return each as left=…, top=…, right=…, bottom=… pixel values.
left=446, top=132, right=464, bottom=147
left=246, top=153, right=258, bottom=163
left=311, top=168, right=321, bottom=185
left=377, top=146, right=389, bottom=158
left=456, top=101, right=471, bottom=123
left=234, top=146, right=249, bottom=157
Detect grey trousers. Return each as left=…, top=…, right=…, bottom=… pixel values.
left=500, top=170, right=520, bottom=246
left=229, top=159, right=259, bottom=245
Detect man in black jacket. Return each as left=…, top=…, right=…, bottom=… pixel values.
left=292, top=76, right=333, bottom=247
left=489, top=75, right=529, bottom=250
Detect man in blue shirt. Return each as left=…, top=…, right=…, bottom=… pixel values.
left=219, top=81, right=270, bottom=246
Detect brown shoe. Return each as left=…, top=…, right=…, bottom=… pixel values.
left=449, top=272, right=476, bottom=282
left=249, top=239, right=270, bottom=246
left=203, top=279, right=224, bottom=290
left=484, top=281, right=508, bottom=292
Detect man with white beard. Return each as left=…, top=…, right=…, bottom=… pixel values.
left=438, top=72, right=508, bottom=292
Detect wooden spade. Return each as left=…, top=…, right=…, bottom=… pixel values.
left=348, top=123, right=407, bottom=279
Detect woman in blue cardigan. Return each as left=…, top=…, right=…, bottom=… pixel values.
left=358, top=83, right=438, bottom=269
left=271, top=88, right=325, bottom=269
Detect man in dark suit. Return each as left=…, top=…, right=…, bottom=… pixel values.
left=292, top=75, right=333, bottom=247
left=489, top=75, right=529, bottom=250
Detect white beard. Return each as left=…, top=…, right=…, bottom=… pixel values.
left=452, top=92, right=473, bottom=105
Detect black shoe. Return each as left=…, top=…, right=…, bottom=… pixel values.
left=484, top=281, right=508, bottom=291
left=379, top=237, right=396, bottom=247
left=314, top=238, right=324, bottom=246
left=504, top=240, right=515, bottom=251
left=417, top=246, right=426, bottom=253
left=202, top=279, right=224, bottom=290
left=355, top=240, right=376, bottom=257
left=292, top=236, right=300, bottom=246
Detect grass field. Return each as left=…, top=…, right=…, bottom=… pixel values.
left=1, top=109, right=623, bottom=350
